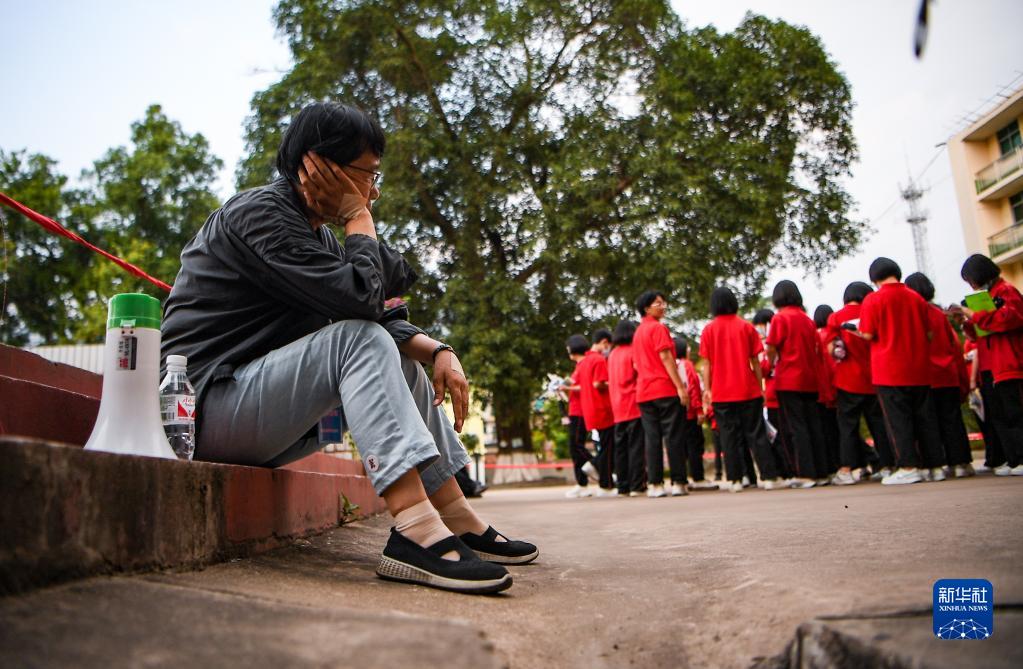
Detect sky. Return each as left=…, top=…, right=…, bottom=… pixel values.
left=2, top=0, right=1022, bottom=315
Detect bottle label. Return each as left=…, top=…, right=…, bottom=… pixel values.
left=161, top=394, right=196, bottom=425
left=116, top=331, right=137, bottom=371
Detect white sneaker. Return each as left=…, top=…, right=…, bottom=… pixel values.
left=762, top=478, right=789, bottom=490
left=790, top=478, right=816, bottom=489
left=973, top=463, right=991, bottom=474
left=594, top=487, right=619, bottom=497
left=881, top=468, right=923, bottom=485
left=869, top=468, right=892, bottom=482
left=689, top=479, right=718, bottom=491
left=670, top=482, right=688, bottom=496
left=730, top=481, right=743, bottom=493
left=741, top=476, right=752, bottom=488
left=929, top=467, right=947, bottom=482
left=647, top=484, right=668, bottom=498
left=1011, top=465, right=1023, bottom=476
left=953, top=464, right=974, bottom=478
left=565, top=485, right=592, bottom=498
left=852, top=468, right=865, bottom=482
left=581, top=461, right=600, bottom=483
left=815, top=478, right=832, bottom=487
left=994, top=464, right=1012, bottom=476
left=628, top=490, right=643, bottom=497
left=832, top=471, right=857, bottom=486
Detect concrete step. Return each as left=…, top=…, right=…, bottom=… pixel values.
left=0, top=577, right=502, bottom=669
left=0, top=344, right=387, bottom=594
left=0, top=436, right=385, bottom=595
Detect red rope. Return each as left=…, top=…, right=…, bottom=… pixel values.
left=0, top=191, right=172, bottom=293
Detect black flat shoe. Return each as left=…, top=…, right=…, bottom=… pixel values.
left=376, top=529, right=512, bottom=594
left=459, top=526, right=539, bottom=565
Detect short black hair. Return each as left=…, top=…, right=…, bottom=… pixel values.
left=960, top=253, right=1001, bottom=288
left=566, top=334, right=589, bottom=355
left=751, top=308, right=774, bottom=326
left=612, top=320, right=638, bottom=346
left=813, top=305, right=833, bottom=328
left=673, top=336, right=690, bottom=359
left=842, top=281, right=873, bottom=304
left=591, top=328, right=612, bottom=345
left=772, top=280, right=804, bottom=309
left=904, top=272, right=935, bottom=302
left=635, top=290, right=666, bottom=318
left=868, top=257, right=902, bottom=283
left=275, top=102, right=386, bottom=184
left=709, top=287, right=739, bottom=316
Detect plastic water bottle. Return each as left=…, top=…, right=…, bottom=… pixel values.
left=160, top=355, right=196, bottom=460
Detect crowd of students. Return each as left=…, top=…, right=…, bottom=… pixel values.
left=560, top=253, right=1023, bottom=498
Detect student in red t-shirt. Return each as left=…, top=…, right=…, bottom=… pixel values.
left=632, top=291, right=690, bottom=498
left=752, top=308, right=790, bottom=481
left=952, top=254, right=1023, bottom=475
left=823, top=281, right=894, bottom=485
left=813, top=304, right=841, bottom=477
left=858, top=257, right=945, bottom=485
left=674, top=337, right=718, bottom=490
left=608, top=320, right=647, bottom=495
left=765, top=280, right=828, bottom=488
left=699, top=287, right=787, bottom=492
left=562, top=335, right=599, bottom=497
left=574, top=329, right=619, bottom=495
left=963, top=338, right=1004, bottom=471
left=905, top=272, right=973, bottom=476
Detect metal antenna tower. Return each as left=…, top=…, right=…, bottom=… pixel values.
left=900, top=176, right=934, bottom=279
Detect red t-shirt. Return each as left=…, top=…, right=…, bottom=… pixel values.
left=765, top=306, right=820, bottom=394
left=633, top=316, right=678, bottom=403
left=678, top=358, right=703, bottom=419
left=608, top=344, right=642, bottom=423
left=971, top=278, right=1023, bottom=384
left=824, top=303, right=873, bottom=394
left=567, top=366, right=583, bottom=417
left=817, top=328, right=837, bottom=406
left=925, top=303, right=965, bottom=389
left=760, top=353, right=778, bottom=408
left=859, top=282, right=932, bottom=387
left=575, top=350, right=615, bottom=430
left=699, top=315, right=763, bottom=403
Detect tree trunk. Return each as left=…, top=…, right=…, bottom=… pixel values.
left=491, top=390, right=533, bottom=455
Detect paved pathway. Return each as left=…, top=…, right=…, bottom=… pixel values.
left=3, top=473, right=1021, bottom=668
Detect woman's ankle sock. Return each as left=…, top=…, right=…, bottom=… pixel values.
left=394, top=499, right=457, bottom=559
left=438, top=496, right=503, bottom=540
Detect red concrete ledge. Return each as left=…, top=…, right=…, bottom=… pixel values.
left=0, top=436, right=386, bottom=595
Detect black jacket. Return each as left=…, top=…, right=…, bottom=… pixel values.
left=161, top=178, right=422, bottom=407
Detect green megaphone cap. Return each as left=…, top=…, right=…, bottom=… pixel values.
left=107, top=293, right=163, bottom=330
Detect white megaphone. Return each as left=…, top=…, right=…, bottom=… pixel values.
left=84, top=293, right=177, bottom=459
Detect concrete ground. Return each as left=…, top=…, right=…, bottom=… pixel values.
left=3, top=474, right=1022, bottom=668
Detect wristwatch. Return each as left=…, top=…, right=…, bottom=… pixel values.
left=432, top=343, right=455, bottom=360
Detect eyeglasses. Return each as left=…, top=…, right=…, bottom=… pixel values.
left=344, top=163, right=382, bottom=186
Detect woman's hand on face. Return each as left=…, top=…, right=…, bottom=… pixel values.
left=432, top=350, right=469, bottom=432
left=298, top=152, right=371, bottom=223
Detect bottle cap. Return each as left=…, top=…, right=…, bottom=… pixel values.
left=107, top=293, right=163, bottom=330
left=166, top=354, right=188, bottom=370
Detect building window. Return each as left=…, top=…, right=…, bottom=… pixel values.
left=997, top=119, right=1022, bottom=156
left=1012, top=192, right=1023, bottom=226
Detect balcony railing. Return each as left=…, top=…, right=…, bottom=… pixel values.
left=975, top=144, right=1023, bottom=194
left=988, top=224, right=1023, bottom=259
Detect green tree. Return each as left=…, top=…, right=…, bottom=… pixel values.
left=0, top=150, right=95, bottom=345
left=0, top=105, right=223, bottom=343
left=239, top=1, right=861, bottom=448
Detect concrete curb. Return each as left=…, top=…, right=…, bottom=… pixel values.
left=0, top=437, right=386, bottom=595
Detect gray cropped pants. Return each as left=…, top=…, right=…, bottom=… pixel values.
left=196, top=320, right=470, bottom=496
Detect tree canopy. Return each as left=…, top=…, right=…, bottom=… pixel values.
left=239, top=0, right=861, bottom=446
left=0, top=105, right=221, bottom=345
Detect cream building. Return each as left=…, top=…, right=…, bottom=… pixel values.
left=949, top=84, right=1023, bottom=286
